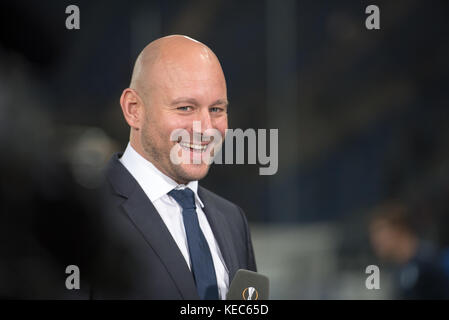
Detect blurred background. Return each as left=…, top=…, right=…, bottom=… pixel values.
left=0, top=0, right=448, bottom=299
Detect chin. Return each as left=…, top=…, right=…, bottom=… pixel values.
left=176, top=164, right=210, bottom=183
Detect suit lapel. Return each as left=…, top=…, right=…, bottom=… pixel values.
left=107, top=154, right=199, bottom=300
left=198, top=187, right=239, bottom=281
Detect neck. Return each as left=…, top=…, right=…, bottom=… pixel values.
left=129, top=139, right=190, bottom=186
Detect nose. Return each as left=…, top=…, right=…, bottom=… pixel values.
left=199, top=108, right=213, bottom=132
left=191, top=108, right=213, bottom=139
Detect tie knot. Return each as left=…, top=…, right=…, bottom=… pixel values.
left=168, top=188, right=196, bottom=210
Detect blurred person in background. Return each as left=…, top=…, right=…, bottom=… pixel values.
left=369, top=201, right=449, bottom=299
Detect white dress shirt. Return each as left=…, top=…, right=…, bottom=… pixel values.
left=119, top=143, right=229, bottom=299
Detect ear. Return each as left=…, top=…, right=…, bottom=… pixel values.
left=120, top=88, right=144, bottom=130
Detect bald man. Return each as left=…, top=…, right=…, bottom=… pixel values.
left=91, top=35, right=257, bottom=300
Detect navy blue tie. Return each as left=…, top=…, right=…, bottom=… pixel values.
left=168, top=188, right=219, bottom=300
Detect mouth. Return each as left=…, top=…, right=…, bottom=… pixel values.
left=179, top=141, right=209, bottom=153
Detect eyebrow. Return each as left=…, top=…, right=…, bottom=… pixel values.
left=170, top=97, right=199, bottom=106
left=170, top=97, right=229, bottom=108
left=209, top=99, right=229, bottom=108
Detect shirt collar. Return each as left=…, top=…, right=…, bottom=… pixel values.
left=119, top=142, right=204, bottom=208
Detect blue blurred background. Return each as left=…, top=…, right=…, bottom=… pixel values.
left=0, top=0, right=448, bottom=299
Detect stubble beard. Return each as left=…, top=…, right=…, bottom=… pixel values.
left=140, top=123, right=210, bottom=184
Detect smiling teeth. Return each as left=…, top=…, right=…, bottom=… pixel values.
left=179, top=142, right=208, bottom=151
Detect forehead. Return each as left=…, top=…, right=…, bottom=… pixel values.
left=150, top=54, right=227, bottom=102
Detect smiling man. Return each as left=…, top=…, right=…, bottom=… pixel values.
left=92, top=35, right=257, bottom=300
left=123, top=35, right=228, bottom=181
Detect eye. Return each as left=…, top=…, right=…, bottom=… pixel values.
left=177, top=106, right=193, bottom=111
left=210, top=107, right=224, bottom=113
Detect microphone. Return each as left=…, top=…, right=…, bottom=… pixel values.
left=226, top=269, right=269, bottom=300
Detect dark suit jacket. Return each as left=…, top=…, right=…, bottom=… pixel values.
left=89, top=153, right=257, bottom=299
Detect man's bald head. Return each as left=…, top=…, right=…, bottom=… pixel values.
left=129, top=35, right=225, bottom=104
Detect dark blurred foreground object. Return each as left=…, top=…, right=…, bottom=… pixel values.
left=369, top=201, right=449, bottom=299
left=0, top=146, right=99, bottom=299
left=0, top=122, right=116, bottom=299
